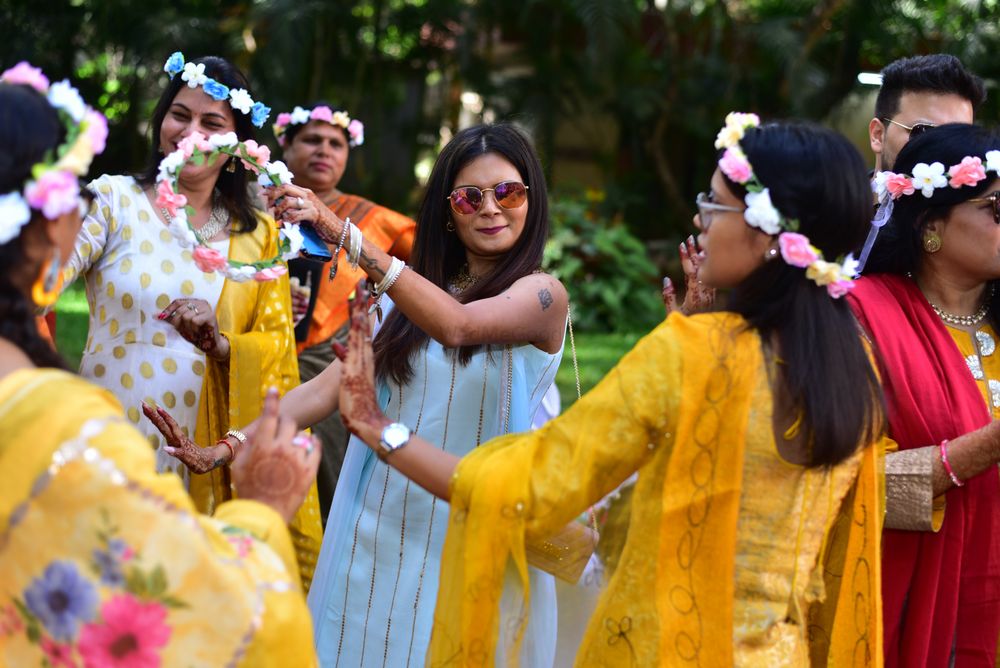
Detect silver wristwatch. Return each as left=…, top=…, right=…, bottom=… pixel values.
left=378, top=422, right=411, bottom=460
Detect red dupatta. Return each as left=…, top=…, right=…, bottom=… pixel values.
left=849, top=273, right=1000, bottom=667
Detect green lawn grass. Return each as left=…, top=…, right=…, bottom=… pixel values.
left=55, top=283, right=641, bottom=406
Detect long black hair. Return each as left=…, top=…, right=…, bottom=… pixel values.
left=0, top=82, right=70, bottom=369
left=135, top=55, right=260, bottom=234
left=863, top=123, right=1000, bottom=332
left=373, top=123, right=549, bottom=385
left=724, top=122, right=884, bottom=468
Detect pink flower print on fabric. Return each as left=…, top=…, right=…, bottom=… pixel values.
left=77, top=594, right=171, bottom=668
left=884, top=173, right=915, bottom=199
left=948, top=156, right=987, bottom=189
left=778, top=232, right=819, bottom=268
left=41, top=636, right=78, bottom=668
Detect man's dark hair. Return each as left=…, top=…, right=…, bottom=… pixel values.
left=875, top=54, right=986, bottom=120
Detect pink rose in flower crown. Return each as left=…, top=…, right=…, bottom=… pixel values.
left=238, top=139, right=271, bottom=171
left=827, top=279, right=855, bottom=299
left=310, top=106, right=334, bottom=124
left=1, top=61, right=50, bottom=93
left=948, top=156, right=986, bottom=189
left=718, top=147, right=752, bottom=184
left=177, top=131, right=211, bottom=158
left=884, top=173, right=915, bottom=199
left=155, top=179, right=188, bottom=218
left=193, top=246, right=230, bottom=273
left=83, top=109, right=108, bottom=153
left=778, top=232, right=819, bottom=268
left=347, top=119, right=364, bottom=145
left=253, top=265, right=288, bottom=282
left=275, top=112, right=292, bottom=128
left=25, top=170, right=79, bottom=219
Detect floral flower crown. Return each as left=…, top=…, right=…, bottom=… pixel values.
left=273, top=105, right=364, bottom=148
left=714, top=112, right=857, bottom=298
left=0, top=62, right=108, bottom=246
left=856, top=150, right=1000, bottom=272
left=163, top=52, right=271, bottom=129
left=155, top=131, right=302, bottom=282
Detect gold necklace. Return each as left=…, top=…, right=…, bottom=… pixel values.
left=930, top=284, right=994, bottom=327
left=447, top=264, right=480, bottom=294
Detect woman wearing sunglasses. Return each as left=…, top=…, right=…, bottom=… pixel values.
left=334, top=115, right=888, bottom=665
left=151, top=123, right=567, bottom=665
left=854, top=123, right=1000, bottom=667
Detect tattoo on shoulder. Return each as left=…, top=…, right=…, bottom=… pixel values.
left=538, top=288, right=553, bottom=311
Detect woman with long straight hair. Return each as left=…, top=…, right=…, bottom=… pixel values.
left=335, top=115, right=889, bottom=665
left=150, top=122, right=569, bottom=665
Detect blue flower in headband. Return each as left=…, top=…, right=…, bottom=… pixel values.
left=203, top=79, right=230, bottom=102
left=250, top=101, right=271, bottom=128
left=164, top=52, right=184, bottom=79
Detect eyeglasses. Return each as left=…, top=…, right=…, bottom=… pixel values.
left=695, top=191, right=744, bottom=231
left=446, top=181, right=529, bottom=215
left=967, top=191, right=1000, bottom=226
left=881, top=117, right=936, bottom=138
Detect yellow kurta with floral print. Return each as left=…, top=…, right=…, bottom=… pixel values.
left=430, top=312, right=884, bottom=666
left=0, top=368, right=317, bottom=667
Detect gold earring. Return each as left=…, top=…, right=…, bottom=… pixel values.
left=226, top=158, right=237, bottom=173
left=32, top=250, right=64, bottom=308
left=446, top=220, right=455, bottom=232
left=923, top=231, right=942, bottom=253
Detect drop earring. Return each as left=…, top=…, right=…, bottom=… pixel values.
left=446, top=220, right=455, bottom=232
left=226, top=157, right=237, bottom=173
left=32, top=249, right=64, bottom=308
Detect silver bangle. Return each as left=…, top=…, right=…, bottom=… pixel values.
left=328, top=216, right=351, bottom=281
left=347, top=222, right=363, bottom=270
left=373, top=257, right=405, bottom=296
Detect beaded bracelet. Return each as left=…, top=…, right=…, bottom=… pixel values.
left=939, top=439, right=964, bottom=487
left=328, top=216, right=352, bottom=281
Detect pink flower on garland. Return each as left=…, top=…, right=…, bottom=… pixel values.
left=1, top=61, right=50, bottom=92
left=948, top=156, right=986, bottom=189
left=310, top=106, right=334, bottom=124
left=778, top=232, right=819, bottom=268
left=77, top=594, right=170, bottom=668
left=884, top=172, right=915, bottom=199
left=192, top=246, right=229, bottom=273
left=238, top=140, right=271, bottom=171
left=827, top=279, right=855, bottom=298
left=253, top=265, right=287, bottom=282
left=41, top=636, right=78, bottom=668
left=176, top=132, right=211, bottom=158
left=25, top=170, right=79, bottom=219
left=718, top=147, right=752, bottom=184
left=155, top=180, right=187, bottom=219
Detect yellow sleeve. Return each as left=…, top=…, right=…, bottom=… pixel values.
left=429, top=317, right=683, bottom=665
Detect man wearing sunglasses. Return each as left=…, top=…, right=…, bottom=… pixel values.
left=869, top=54, right=985, bottom=173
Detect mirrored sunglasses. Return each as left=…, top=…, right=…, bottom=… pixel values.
left=447, top=181, right=529, bottom=215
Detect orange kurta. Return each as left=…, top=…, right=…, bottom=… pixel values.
left=298, top=194, right=415, bottom=352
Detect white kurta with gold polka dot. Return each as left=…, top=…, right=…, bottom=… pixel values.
left=66, top=174, right=230, bottom=482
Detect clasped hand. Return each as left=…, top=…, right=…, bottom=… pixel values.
left=264, top=183, right=347, bottom=244
left=158, top=298, right=229, bottom=360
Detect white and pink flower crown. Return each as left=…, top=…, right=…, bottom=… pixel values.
left=0, top=62, right=108, bottom=246
left=163, top=52, right=271, bottom=129
left=273, top=105, right=364, bottom=148
left=714, top=112, right=857, bottom=298
left=856, top=150, right=1000, bottom=272
left=155, top=131, right=302, bottom=283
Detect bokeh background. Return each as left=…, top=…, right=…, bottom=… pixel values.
left=5, top=0, right=998, bottom=392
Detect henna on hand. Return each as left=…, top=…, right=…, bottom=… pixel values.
left=679, top=235, right=716, bottom=315
left=141, top=402, right=222, bottom=474
left=339, top=281, right=389, bottom=444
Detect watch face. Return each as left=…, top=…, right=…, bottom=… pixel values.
left=382, top=422, right=410, bottom=449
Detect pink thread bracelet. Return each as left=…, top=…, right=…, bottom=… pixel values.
left=939, top=439, right=964, bottom=487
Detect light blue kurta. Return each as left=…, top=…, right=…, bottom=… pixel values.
left=308, top=312, right=563, bottom=667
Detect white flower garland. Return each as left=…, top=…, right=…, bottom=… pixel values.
left=154, top=131, right=302, bottom=282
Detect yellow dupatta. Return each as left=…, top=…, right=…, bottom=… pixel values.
left=428, top=313, right=883, bottom=666
left=188, top=213, right=322, bottom=589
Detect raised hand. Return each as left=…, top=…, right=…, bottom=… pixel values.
left=263, top=183, right=343, bottom=243
left=678, top=235, right=716, bottom=314
left=158, top=298, right=230, bottom=360
left=141, top=402, right=228, bottom=473
left=335, top=282, right=388, bottom=444
left=230, top=387, right=321, bottom=523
